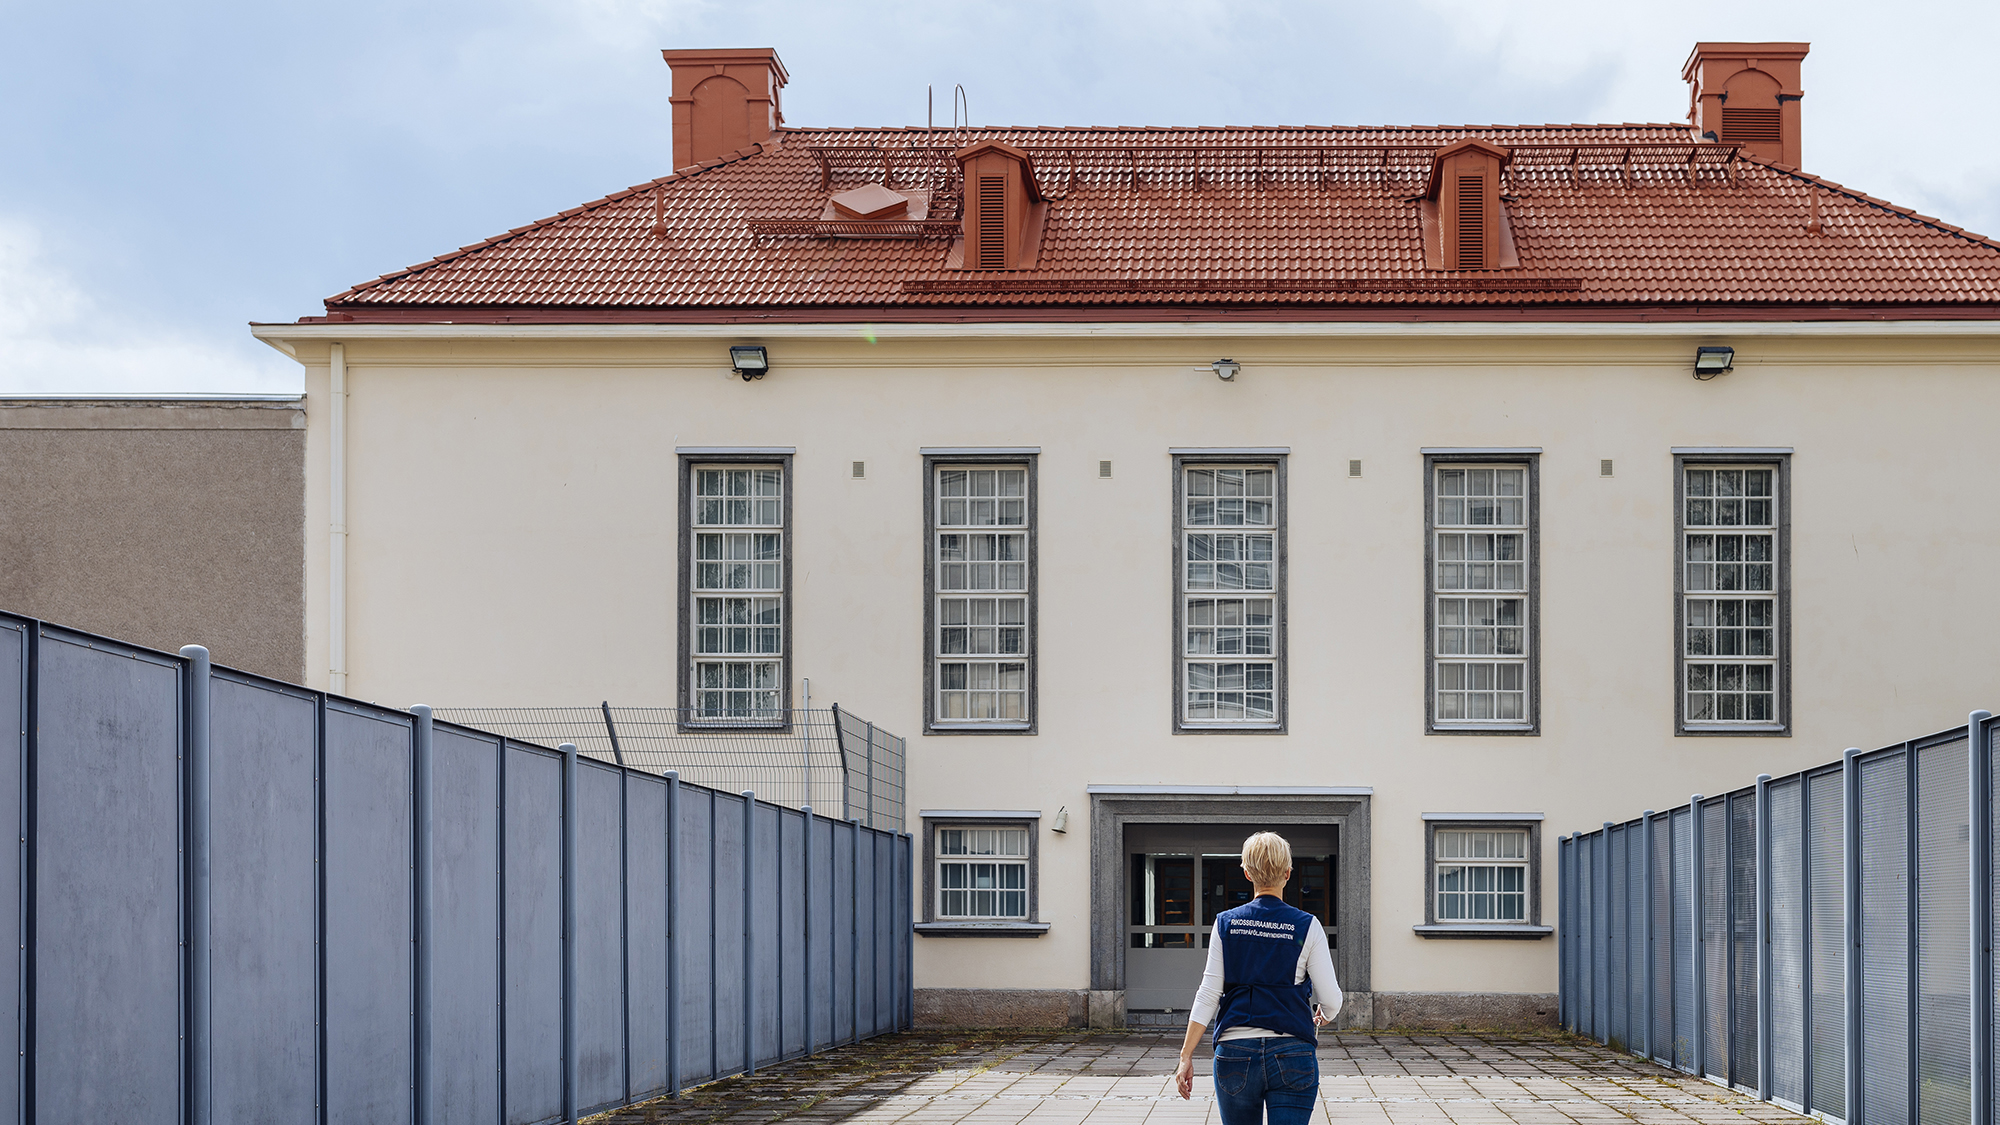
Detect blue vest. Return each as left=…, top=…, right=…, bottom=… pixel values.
left=1212, top=895, right=1317, bottom=1045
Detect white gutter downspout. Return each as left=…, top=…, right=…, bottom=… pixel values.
left=328, top=342, right=347, bottom=694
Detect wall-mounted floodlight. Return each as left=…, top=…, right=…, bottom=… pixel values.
left=1211, top=358, right=1240, bottom=381
left=1693, top=346, right=1734, bottom=380
left=730, top=345, right=770, bottom=381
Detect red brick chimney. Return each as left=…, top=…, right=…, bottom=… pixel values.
left=1683, top=42, right=1808, bottom=167
left=661, top=48, right=789, bottom=170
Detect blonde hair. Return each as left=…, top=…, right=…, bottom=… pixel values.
left=1241, top=831, right=1293, bottom=887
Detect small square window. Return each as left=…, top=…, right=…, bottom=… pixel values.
left=1420, top=819, right=1544, bottom=937
left=920, top=815, right=1043, bottom=934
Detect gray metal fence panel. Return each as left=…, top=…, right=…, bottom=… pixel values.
left=1702, top=796, right=1729, bottom=1081
left=1806, top=767, right=1846, bottom=1121
left=1651, top=815, right=1673, bottom=1064
left=623, top=773, right=669, bottom=1102
left=0, top=623, right=21, bottom=1123
left=711, top=791, right=748, bottom=1078
left=504, top=743, right=564, bottom=1125
left=779, top=808, right=808, bottom=1058
left=573, top=762, right=627, bottom=1114
left=427, top=725, right=503, bottom=1125
left=1860, top=749, right=1911, bottom=1125
left=1914, top=737, right=1970, bottom=1125
left=1767, top=777, right=1806, bottom=1109
left=1673, top=806, right=1695, bottom=1071
left=1578, top=830, right=1595, bottom=1040
left=210, top=674, right=320, bottom=1125
left=750, top=800, right=783, bottom=1069
left=1610, top=826, right=1629, bottom=1050
left=673, top=780, right=713, bottom=1087
left=1990, top=724, right=1999, bottom=1125
left=1730, top=791, right=1758, bottom=1090
left=35, top=633, right=185, bottom=1124
left=1989, top=725, right=1998, bottom=1125
left=874, top=830, right=896, bottom=1036
left=810, top=814, right=839, bottom=1048
left=857, top=824, right=882, bottom=1038
left=323, top=703, right=416, bottom=1125
left=831, top=819, right=856, bottom=1043
left=1627, top=821, right=1646, bottom=1058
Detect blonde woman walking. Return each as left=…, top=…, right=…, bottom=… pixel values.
left=1173, top=831, right=1341, bottom=1123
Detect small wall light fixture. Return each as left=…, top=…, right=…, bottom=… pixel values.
left=1211, top=358, right=1240, bottom=381
left=730, top=345, right=770, bottom=380
left=1051, top=806, right=1069, bottom=834
left=1692, top=346, right=1734, bottom=380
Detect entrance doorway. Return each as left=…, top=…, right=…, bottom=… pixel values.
left=1123, top=823, right=1337, bottom=1012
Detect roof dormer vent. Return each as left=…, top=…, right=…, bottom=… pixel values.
left=1422, top=139, right=1517, bottom=271
left=1683, top=42, right=1808, bottom=167
left=950, top=141, right=1047, bottom=271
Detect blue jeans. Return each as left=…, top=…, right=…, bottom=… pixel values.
left=1213, top=1036, right=1320, bottom=1124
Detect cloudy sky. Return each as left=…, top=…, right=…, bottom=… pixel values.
left=4, top=0, right=1996, bottom=394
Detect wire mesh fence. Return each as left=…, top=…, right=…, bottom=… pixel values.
left=431, top=704, right=905, bottom=830
left=1559, top=709, right=1996, bottom=1125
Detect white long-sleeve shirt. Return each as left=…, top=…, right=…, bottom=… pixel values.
left=1188, top=915, right=1342, bottom=1040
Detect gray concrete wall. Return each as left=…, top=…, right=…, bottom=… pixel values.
left=0, top=399, right=305, bottom=680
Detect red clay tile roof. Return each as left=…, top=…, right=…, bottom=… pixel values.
left=318, top=124, right=2000, bottom=320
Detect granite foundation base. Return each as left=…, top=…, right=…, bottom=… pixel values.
left=921, top=988, right=1555, bottom=1032
left=914, top=988, right=1091, bottom=1028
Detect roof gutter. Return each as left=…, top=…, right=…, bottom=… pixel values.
left=251, top=318, right=2000, bottom=358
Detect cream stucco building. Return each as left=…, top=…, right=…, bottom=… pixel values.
left=253, top=42, right=2000, bottom=1028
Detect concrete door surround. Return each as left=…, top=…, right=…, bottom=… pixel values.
left=1087, top=788, right=1372, bottom=1028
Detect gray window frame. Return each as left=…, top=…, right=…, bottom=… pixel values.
left=923, top=452, right=1038, bottom=735
left=1416, top=816, right=1550, bottom=938
left=915, top=811, right=1050, bottom=937
left=676, top=452, right=793, bottom=732
left=1673, top=452, right=1792, bottom=736
left=1423, top=452, right=1541, bottom=735
left=1171, top=452, right=1288, bottom=734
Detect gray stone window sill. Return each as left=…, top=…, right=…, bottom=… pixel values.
left=1412, top=924, right=1553, bottom=940
left=915, top=921, right=1051, bottom=938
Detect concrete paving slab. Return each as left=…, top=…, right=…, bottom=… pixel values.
left=591, top=1030, right=1813, bottom=1125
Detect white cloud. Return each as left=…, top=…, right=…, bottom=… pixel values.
left=0, top=217, right=297, bottom=395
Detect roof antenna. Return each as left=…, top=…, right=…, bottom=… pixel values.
left=954, top=84, right=968, bottom=133
left=928, top=84, right=933, bottom=132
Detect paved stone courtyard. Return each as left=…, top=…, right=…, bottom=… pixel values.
left=592, top=1030, right=1812, bottom=1125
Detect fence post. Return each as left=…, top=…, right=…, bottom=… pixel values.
left=865, top=722, right=876, bottom=830
left=1597, top=823, right=1612, bottom=1046
left=1555, top=836, right=1567, bottom=1031
left=1842, top=750, right=1863, bottom=1125
left=600, top=702, right=624, bottom=767
left=829, top=704, right=850, bottom=822
left=1754, top=774, right=1772, bottom=1101
left=1691, top=795, right=1706, bottom=1079
left=665, top=771, right=680, bottom=1099
left=903, top=832, right=915, bottom=1030
left=412, top=706, right=435, bottom=1125
left=850, top=819, right=861, bottom=1045
left=742, top=791, right=755, bottom=1076
left=561, top=743, right=578, bottom=1125
left=1643, top=811, right=1656, bottom=1062
left=181, top=645, right=213, bottom=1125
left=802, top=805, right=814, bottom=1057
left=1971, top=711, right=1993, bottom=1125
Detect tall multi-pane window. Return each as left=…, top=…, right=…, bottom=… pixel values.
left=1426, top=456, right=1537, bottom=732
left=1176, top=459, right=1284, bottom=729
left=935, top=826, right=1030, bottom=920
left=1433, top=829, right=1529, bottom=921
left=1678, top=460, right=1786, bottom=731
left=926, top=457, right=1034, bottom=730
left=684, top=461, right=787, bottom=723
